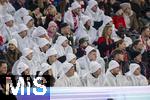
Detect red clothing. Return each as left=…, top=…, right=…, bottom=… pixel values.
left=112, top=15, right=126, bottom=29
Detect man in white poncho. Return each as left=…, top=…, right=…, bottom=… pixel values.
left=82, top=61, right=105, bottom=87
left=1, top=14, right=18, bottom=43
left=54, top=62, right=82, bottom=87
left=125, top=63, right=148, bottom=86
left=104, top=60, right=129, bottom=86
left=46, top=47, right=64, bottom=79
left=75, top=15, right=98, bottom=44
left=13, top=24, right=37, bottom=52
left=53, top=36, right=73, bottom=60
left=64, top=1, right=81, bottom=31
left=66, top=53, right=81, bottom=77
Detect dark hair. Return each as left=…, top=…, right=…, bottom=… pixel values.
left=141, top=26, right=149, bottom=34
left=116, top=39, right=124, bottom=48
left=111, top=49, right=123, bottom=58
left=0, top=60, right=7, bottom=67
left=132, top=40, right=141, bottom=47
left=89, top=49, right=97, bottom=54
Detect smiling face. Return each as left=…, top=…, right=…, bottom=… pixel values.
left=8, top=43, right=16, bottom=51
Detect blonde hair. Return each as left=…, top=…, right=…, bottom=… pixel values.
left=0, top=0, right=8, bottom=5
left=102, top=24, right=112, bottom=38
left=46, top=5, right=57, bottom=16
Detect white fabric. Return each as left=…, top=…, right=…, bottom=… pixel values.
left=22, top=48, right=33, bottom=57
left=23, top=15, right=33, bottom=25
left=8, top=38, right=18, bottom=47
left=53, top=36, right=73, bottom=57
left=90, top=61, right=101, bottom=73
left=17, top=24, right=28, bottom=33
left=82, top=73, right=105, bottom=87
left=14, top=7, right=29, bottom=24
left=37, top=38, right=50, bottom=48
left=75, top=15, right=98, bottom=44
left=84, top=0, right=105, bottom=25
left=46, top=47, right=57, bottom=57
left=39, top=63, right=52, bottom=75
left=64, top=9, right=80, bottom=30
left=3, top=14, right=14, bottom=23
left=66, top=53, right=76, bottom=62
left=125, top=63, right=148, bottom=86
left=32, top=26, right=48, bottom=37
left=85, top=46, right=95, bottom=55
left=54, top=72, right=82, bottom=87
left=63, top=62, right=74, bottom=74
left=17, top=62, right=29, bottom=75
left=71, top=1, right=81, bottom=10
left=107, top=60, right=120, bottom=73
left=88, top=0, right=98, bottom=9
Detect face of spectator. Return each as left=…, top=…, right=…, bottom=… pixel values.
left=134, top=67, right=141, bottom=76
left=41, top=44, right=50, bottom=53
left=106, top=27, right=113, bottom=36
left=143, top=27, right=150, bottom=37
left=5, top=20, right=13, bottom=27
left=84, top=20, right=91, bottom=30
left=27, top=19, right=34, bottom=28
left=8, top=43, right=16, bottom=51
left=23, top=68, right=30, bottom=75
left=61, top=26, right=70, bottom=35
left=34, top=8, right=41, bottom=15
left=18, top=30, right=27, bottom=38
left=0, top=63, right=7, bottom=75
left=62, top=40, right=68, bottom=47
left=119, top=42, right=126, bottom=50
left=111, top=67, right=120, bottom=75
left=118, top=53, right=124, bottom=61
left=135, top=41, right=143, bottom=51
left=66, top=66, right=75, bottom=77
left=146, top=11, right=150, bottom=18
left=48, top=25, right=57, bottom=33
left=73, top=7, right=81, bottom=16
left=91, top=5, right=98, bottom=12
left=70, top=58, right=76, bottom=65
left=124, top=7, right=132, bottom=15
left=26, top=52, right=33, bottom=60
left=134, top=54, right=142, bottom=63
left=48, top=54, right=57, bottom=63
left=92, top=68, right=101, bottom=78
left=88, top=51, right=97, bottom=61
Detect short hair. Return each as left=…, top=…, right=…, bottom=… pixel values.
left=111, top=49, right=123, bottom=58
left=89, top=49, right=97, bottom=54
left=116, top=39, right=124, bottom=48
left=132, top=39, right=141, bottom=47
left=0, top=60, right=7, bottom=67
left=141, top=26, right=149, bottom=33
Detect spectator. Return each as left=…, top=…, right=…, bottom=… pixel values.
left=0, top=60, right=7, bottom=75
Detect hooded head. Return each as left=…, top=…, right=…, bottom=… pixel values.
left=81, top=15, right=92, bottom=29
left=22, top=48, right=33, bottom=60
left=56, top=36, right=68, bottom=46
left=66, top=53, right=76, bottom=62
left=3, top=14, right=14, bottom=24
left=23, top=15, right=33, bottom=27
left=128, top=63, right=140, bottom=76
left=71, top=1, right=81, bottom=11
left=39, top=63, right=52, bottom=76
left=107, top=60, right=120, bottom=75
left=18, top=7, right=29, bottom=18
left=8, top=39, right=17, bottom=47
left=90, top=61, right=101, bottom=74
left=63, top=62, right=74, bottom=76
left=85, top=46, right=97, bottom=61
left=17, top=62, right=29, bottom=75
left=88, top=0, right=98, bottom=12
left=32, top=26, right=48, bottom=37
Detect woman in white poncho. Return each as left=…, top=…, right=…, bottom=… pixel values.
left=104, top=60, right=129, bottom=86
left=54, top=62, right=82, bottom=87
left=53, top=36, right=73, bottom=58
left=75, top=15, right=98, bottom=44
left=125, top=63, right=148, bottom=86
left=82, top=61, right=105, bottom=87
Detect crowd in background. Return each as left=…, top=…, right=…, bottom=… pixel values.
left=0, top=0, right=150, bottom=93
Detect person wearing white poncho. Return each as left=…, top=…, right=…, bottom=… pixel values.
left=46, top=47, right=64, bottom=79
left=104, top=60, right=129, bottom=86
left=75, top=15, right=98, bottom=44
left=23, top=15, right=36, bottom=37
left=77, top=46, right=98, bottom=76
left=16, top=62, right=33, bottom=87
left=84, top=0, right=105, bottom=29
left=64, top=1, right=81, bottom=31
left=32, top=26, right=51, bottom=44
left=66, top=53, right=81, bottom=77
left=53, top=36, right=73, bottom=58
left=54, top=62, right=82, bottom=87
left=14, top=7, right=29, bottom=24
left=1, top=14, right=18, bottom=43
left=13, top=24, right=37, bottom=52
left=82, top=61, right=105, bottom=87
left=125, top=63, right=148, bottom=86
